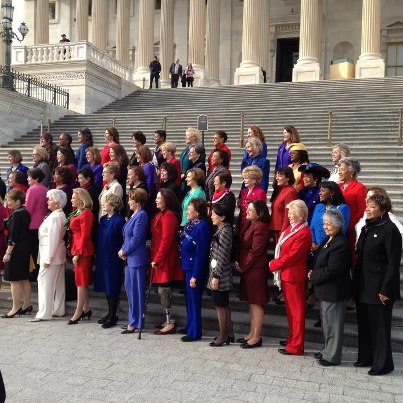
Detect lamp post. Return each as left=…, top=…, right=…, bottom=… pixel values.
left=0, top=2, right=29, bottom=90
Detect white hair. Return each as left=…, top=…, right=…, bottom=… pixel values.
left=46, top=189, right=67, bottom=209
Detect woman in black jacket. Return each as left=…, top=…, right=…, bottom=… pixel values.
left=309, top=209, right=351, bottom=366
left=353, top=193, right=402, bottom=376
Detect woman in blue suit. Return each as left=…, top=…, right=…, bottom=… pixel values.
left=179, top=198, right=211, bottom=342
left=118, top=188, right=149, bottom=334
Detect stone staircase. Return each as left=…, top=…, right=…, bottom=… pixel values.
left=0, top=77, right=403, bottom=351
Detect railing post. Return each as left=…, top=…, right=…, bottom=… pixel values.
left=240, top=112, right=245, bottom=148
left=40, top=113, right=44, bottom=135
left=162, top=116, right=167, bottom=131
left=47, top=119, right=51, bottom=132
left=327, top=111, right=333, bottom=147
left=142, top=77, right=145, bottom=89
left=112, top=117, right=116, bottom=127
left=398, top=108, right=403, bottom=146
left=27, top=77, right=31, bottom=98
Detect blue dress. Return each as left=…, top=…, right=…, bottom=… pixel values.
left=298, top=186, right=320, bottom=225
left=94, top=213, right=125, bottom=296
left=275, top=143, right=291, bottom=170
left=76, top=143, right=90, bottom=171
left=310, top=203, right=350, bottom=246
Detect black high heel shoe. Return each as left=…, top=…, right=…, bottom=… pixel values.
left=209, top=337, right=231, bottom=347
left=1, top=307, right=22, bottom=318
left=20, top=305, right=33, bottom=315
left=81, top=310, right=92, bottom=320
left=67, top=312, right=84, bottom=325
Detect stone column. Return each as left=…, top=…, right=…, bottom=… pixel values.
left=205, top=0, right=220, bottom=86
left=35, top=0, right=49, bottom=44
left=188, top=0, right=206, bottom=86
left=160, top=0, right=174, bottom=87
left=258, top=0, right=270, bottom=82
left=76, top=0, right=89, bottom=41
left=116, top=0, right=130, bottom=65
left=92, top=0, right=108, bottom=51
left=0, top=26, right=5, bottom=66
left=234, top=0, right=263, bottom=85
left=292, top=0, right=321, bottom=81
left=134, top=0, right=154, bottom=87
left=356, top=0, right=385, bottom=78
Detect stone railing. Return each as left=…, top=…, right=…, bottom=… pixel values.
left=12, top=41, right=134, bottom=82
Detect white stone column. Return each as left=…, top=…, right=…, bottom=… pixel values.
left=92, top=0, right=108, bottom=51
left=116, top=0, right=130, bottom=65
left=205, top=0, right=220, bottom=86
left=292, top=0, right=321, bottom=82
left=133, top=0, right=154, bottom=87
left=356, top=0, right=385, bottom=78
left=258, top=0, right=270, bottom=81
left=234, top=0, right=263, bottom=85
left=188, top=0, right=206, bottom=86
left=160, top=0, right=174, bottom=87
left=35, top=0, right=49, bottom=44
left=76, top=0, right=89, bottom=41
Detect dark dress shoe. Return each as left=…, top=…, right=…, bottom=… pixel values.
left=278, top=348, right=294, bottom=355
left=236, top=337, right=248, bottom=344
left=241, top=338, right=262, bottom=349
left=314, top=352, right=323, bottom=360
left=153, top=323, right=177, bottom=335
left=121, top=328, right=136, bottom=334
left=317, top=359, right=337, bottom=367
left=178, top=328, right=187, bottom=335
left=98, top=314, right=109, bottom=324
left=279, top=340, right=288, bottom=347
left=314, top=319, right=322, bottom=328
left=102, top=318, right=117, bottom=328
left=368, top=368, right=393, bottom=376
left=354, top=361, right=372, bottom=367
left=181, top=335, right=196, bottom=342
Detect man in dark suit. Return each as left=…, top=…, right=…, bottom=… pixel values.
left=149, top=56, right=161, bottom=89
left=169, top=58, right=183, bottom=88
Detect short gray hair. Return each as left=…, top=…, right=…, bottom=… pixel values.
left=46, top=189, right=67, bottom=209
left=322, top=209, right=345, bottom=232
left=339, top=157, right=361, bottom=178
left=333, top=144, right=350, bottom=158
left=245, top=137, right=263, bottom=154
left=189, top=143, right=205, bottom=156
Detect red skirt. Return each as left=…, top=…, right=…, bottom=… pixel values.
left=240, top=266, right=269, bottom=305
left=74, top=255, right=93, bottom=287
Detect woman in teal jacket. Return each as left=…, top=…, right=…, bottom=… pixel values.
left=181, top=168, right=206, bottom=226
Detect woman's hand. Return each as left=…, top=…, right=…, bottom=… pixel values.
left=379, top=293, right=389, bottom=305
left=190, top=277, right=197, bottom=288
left=211, top=278, right=219, bottom=290
left=118, top=249, right=126, bottom=260
left=72, top=255, right=80, bottom=266
left=307, top=270, right=312, bottom=280
left=151, top=261, right=158, bottom=269
left=311, top=243, right=319, bottom=252
left=2, top=253, right=11, bottom=263
left=234, top=261, right=241, bottom=272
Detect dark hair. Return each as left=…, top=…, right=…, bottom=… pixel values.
left=215, top=130, right=228, bottom=143
left=216, top=171, right=232, bottom=188
left=8, top=150, right=23, bottom=163
left=78, top=167, right=94, bottom=184
left=249, top=199, right=270, bottom=223
left=106, top=127, right=120, bottom=144
left=276, top=166, right=295, bottom=186
left=137, top=145, right=153, bottom=163
left=28, top=168, right=45, bottom=183
left=132, top=131, right=146, bottom=145
left=54, top=166, right=73, bottom=185
left=212, top=148, right=229, bottom=168
left=111, top=144, right=129, bottom=166
left=283, top=125, right=300, bottom=143
left=61, top=132, right=73, bottom=145
left=212, top=203, right=230, bottom=223
left=58, top=146, right=75, bottom=165
left=291, top=150, right=309, bottom=164
left=158, top=188, right=181, bottom=223
left=41, top=132, right=53, bottom=145
left=9, top=170, right=25, bottom=185
left=160, top=162, right=178, bottom=183
left=7, top=188, right=26, bottom=204
left=128, top=188, right=148, bottom=207
left=367, top=193, right=392, bottom=214
left=319, top=181, right=345, bottom=206
left=189, top=198, right=208, bottom=220
left=155, top=129, right=167, bottom=141
left=128, top=165, right=145, bottom=182
left=0, top=182, right=5, bottom=200
left=79, top=128, right=94, bottom=146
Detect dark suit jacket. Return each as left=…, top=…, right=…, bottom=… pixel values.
left=169, top=63, right=183, bottom=76
left=311, top=233, right=352, bottom=301
left=354, top=216, right=402, bottom=304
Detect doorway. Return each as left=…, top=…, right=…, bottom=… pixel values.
left=276, top=38, right=299, bottom=82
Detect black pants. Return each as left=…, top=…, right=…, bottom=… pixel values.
left=149, top=73, right=159, bottom=88
left=171, top=74, right=179, bottom=88
left=0, top=371, right=5, bottom=403
left=356, top=301, right=394, bottom=372
left=28, top=229, right=39, bottom=282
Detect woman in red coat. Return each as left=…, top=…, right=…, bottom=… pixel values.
left=236, top=200, right=270, bottom=349
left=65, top=188, right=95, bottom=325
left=151, top=188, right=183, bottom=335
left=269, top=199, right=312, bottom=355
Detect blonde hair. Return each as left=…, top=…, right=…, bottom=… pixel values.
left=103, top=162, right=120, bottom=179
left=86, top=146, right=101, bottom=163
left=73, top=188, right=93, bottom=210
left=161, top=142, right=177, bottom=155
left=186, top=127, right=201, bottom=143
left=286, top=199, right=308, bottom=221
left=32, top=145, right=49, bottom=161
left=104, top=193, right=123, bottom=212
left=242, top=165, right=263, bottom=183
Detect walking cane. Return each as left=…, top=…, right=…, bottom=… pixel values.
left=138, top=266, right=154, bottom=340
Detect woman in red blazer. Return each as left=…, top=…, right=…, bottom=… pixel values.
left=66, top=188, right=95, bottom=325
left=269, top=199, right=312, bottom=355
left=151, top=188, right=183, bottom=335
left=269, top=167, right=298, bottom=246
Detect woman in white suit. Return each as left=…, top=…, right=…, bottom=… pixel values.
left=30, top=189, right=67, bottom=322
